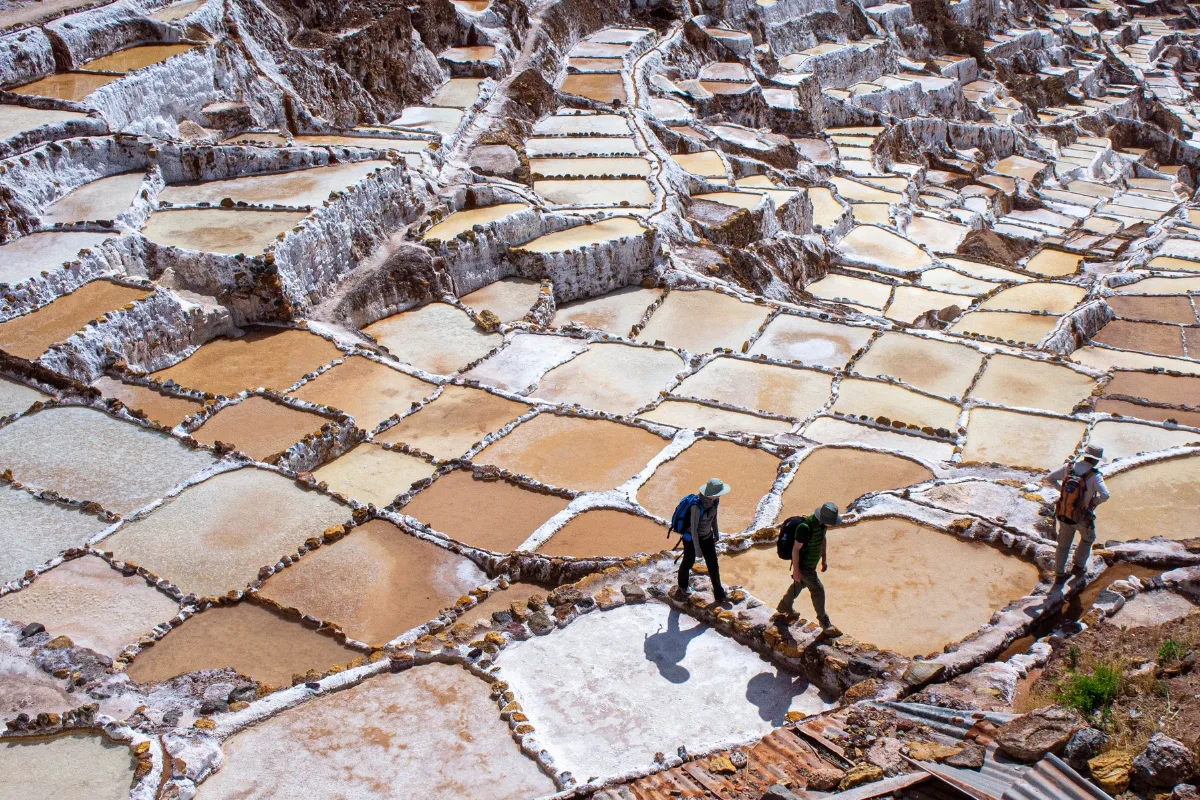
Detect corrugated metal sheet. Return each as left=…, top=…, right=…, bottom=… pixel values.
left=828, top=772, right=930, bottom=798
left=1000, top=753, right=1113, bottom=800
left=873, top=702, right=1016, bottom=741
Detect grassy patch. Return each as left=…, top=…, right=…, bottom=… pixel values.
left=1157, top=639, right=1185, bottom=664
left=1057, top=663, right=1123, bottom=717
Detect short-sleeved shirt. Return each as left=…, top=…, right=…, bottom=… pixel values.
left=790, top=514, right=826, bottom=572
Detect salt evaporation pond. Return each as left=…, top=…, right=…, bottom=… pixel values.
left=0, top=279, right=148, bottom=360
left=9, top=72, right=120, bottom=101
left=637, top=289, right=769, bottom=353
left=0, top=230, right=117, bottom=286
left=537, top=509, right=668, bottom=558
left=288, top=355, right=436, bottom=431
left=749, top=314, right=874, bottom=367
left=422, top=202, right=528, bottom=241
left=364, top=302, right=502, bottom=375
left=638, top=438, right=779, bottom=531
left=961, top=408, right=1086, bottom=470
left=0, top=377, right=47, bottom=417
left=154, top=328, right=341, bottom=395
left=638, top=399, right=794, bottom=435
left=533, top=342, right=683, bottom=414
left=968, top=353, right=1097, bottom=413
left=0, top=485, right=110, bottom=583
left=459, top=277, right=542, bottom=322
left=141, top=208, right=309, bottom=255
left=831, top=377, right=961, bottom=430
left=79, top=43, right=198, bottom=72
left=0, top=104, right=90, bottom=141
left=0, top=732, right=136, bottom=800
left=311, top=443, right=435, bottom=507
left=672, top=357, right=832, bottom=419
left=852, top=332, right=982, bottom=398
left=551, top=285, right=660, bottom=333
left=158, top=160, right=386, bottom=207
left=93, top=376, right=203, bottom=427
left=190, top=396, right=327, bottom=460
left=777, top=446, right=935, bottom=518
left=40, top=172, right=145, bottom=224
left=1096, top=454, right=1200, bottom=541
left=513, top=216, right=646, bottom=252
left=376, top=384, right=529, bottom=460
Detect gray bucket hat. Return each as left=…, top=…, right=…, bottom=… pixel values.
left=815, top=502, right=841, bottom=526
left=1082, top=444, right=1104, bottom=463
left=699, top=477, right=731, bottom=498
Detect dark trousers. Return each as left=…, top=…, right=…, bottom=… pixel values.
left=777, top=567, right=829, bottom=626
left=678, top=535, right=725, bottom=599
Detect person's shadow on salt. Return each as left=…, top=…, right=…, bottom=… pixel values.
left=643, top=608, right=706, bottom=684
left=745, top=668, right=827, bottom=726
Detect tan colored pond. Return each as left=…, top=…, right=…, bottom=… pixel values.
left=535, top=178, right=653, bottom=206
left=534, top=342, right=682, bottom=414
left=533, top=113, right=631, bottom=136
left=949, top=311, right=1060, bottom=345
left=531, top=157, right=650, bottom=178
left=673, top=357, right=831, bottom=419
left=288, top=356, right=434, bottom=431
left=854, top=332, right=981, bottom=399
left=1105, top=371, right=1200, bottom=407
left=81, top=43, right=198, bottom=73
left=723, top=518, right=1039, bottom=656
left=92, top=376, right=202, bottom=427
left=962, top=407, right=1085, bottom=470
left=0, top=554, right=177, bottom=658
left=803, top=416, right=954, bottom=463
left=1093, top=319, right=1184, bottom=357
left=1096, top=455, right=1200, bottom=541
left=561, top=73, right=626, bottom=103
left=837, top=225, right=932, bottom=273
left=906, top=215, right=967, bottom=252
left=191, top=396, right=327, bottom=460
left=364, top=302, right=502, bottom=375
left=968, top=353, right=1096, bottom=414
left=475, top=413, right=666, bottom=491
left=831, top=377, right=961, bottom=430
left=194, top=663, right=556, bottom=798
left=637, top=438, right=779, bottom=531
left=693, top=191, right=764, bottom=211
left=638, top=400, right=793, bottom=435
left=0, top=280, right=147, bottom=360
left=1024, top=248, right=1083, bottom=277
left=389, top=106, right=463, bottom=135
left=461, top=332, right=588, bottom=393
left=152, top=0, right=206, bottom=21
left=104, top=467, right=349, bottom=599
left=1112, top=276, right=1200, bottom=294
left=749, top=314, right=874, bottom=368
left=0, top=104, right=88, bottom=142
left=993, top=155, right=1046, bottom=182
left=376, top=384, right=527, bottom=460
left=778, top=446, right=934, bottom=519
left=422, top=202, right=528, bottom=241
left=538, top=509, right=668, bottom=558
left=1106, top=295, right=1197, bottom=325
left=1071, top=346, right=1200, bottom=376
left=0, top=732, right=136, bottom=800
left=155, top=328, right=341, bottom=396
left=568, top=56, right=624, bottom=70
left=980, top=282, right=1085, bottom=314
left=917, top=267, right=998, bottom=296
left=41, top=172, right=144, bottom=225
left=1096, top=398, right=1200, bottom=429
left=159, top=160, right=385, bottom=208
left=440, top=45, right=496, bottom=62
left=885, top=285, right=970, bottom=325
left=513, top=216, right=646, bottom=252
left=941, top=257, right=1030, bottom=284
left=312, top=443, right=435, bottom=507
left=1088, top=420, right=1199, bottom=461
left=9, top=72, right=120, bottom=101
left=142, top=208, right=309, bottom=255
left=526, top=137, right=640, bottom=157
left=636, top=290, right=769, bottom=353
left=259, top=519, right=486, bottom=644
left=552, top=286, right=660, bottom=333
left=459, top=277, right=541, bottom=322
left=807, top=187, right=844, bottom=228
left=806, top=273, right=891, bottom=309
left=125, top=601, right=358, bottom=687
left=671, top=150, right=726, bottom=177
left=829, top=176, right=900, bottom=203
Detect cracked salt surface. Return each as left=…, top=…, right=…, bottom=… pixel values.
left=502, top=601, right=835, bottom=781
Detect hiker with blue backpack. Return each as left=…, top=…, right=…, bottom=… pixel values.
left=773, top=501, right=842, bottom=639
left=1045, top=444, right=1109, bottom=585
left=670, top=478, right=730, bottom=603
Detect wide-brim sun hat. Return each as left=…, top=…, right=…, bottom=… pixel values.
left=699, top=477, right=731, bottom=497
left=814, top=502, right=841, bottom=525
left=1082, top=444, right=1104, bottom=463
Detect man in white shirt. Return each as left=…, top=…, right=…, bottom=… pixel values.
left=1044, top=444, right=1110, bottom=584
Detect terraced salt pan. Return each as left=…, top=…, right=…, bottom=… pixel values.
left=638, top=438, right=779, bottom=531
left=0, top=376, right=49, bottom=417
left=831, top=377, right=960, bottom=430
left=749, top=314, right=874, bottom=368
left=918, top=267, right=999, bottom=296
left=980, top=282, right=1086, bottom=314
left=0, top=628, right=75, bottom=716
left=803, top=417, right=955, bottom=463
left=1105, top=371, right=1200, bottom=407
left=533, top=342, right=683, bottom=414
left=1109, top=591, right=1197, bottom=628
left=39, top=172, right=144, bottom=225
left=191, top=396, right=327, bottom=460
left=1093, top=319, right=1185, bottom=357
left=636, top=290, right=769, bottom=353
left=962, top=408, right=1086, bottom=470
left=141, top=208, right=309, bottom=255
left=905, top=215, right=967, bottom=252
left=1112, top=276, right=1200, bottom=294
left=196, top=663, right=555, bottom=798
left=93, top=376, right=202, bottom=427
left=0, top=407, right=212, bottom=515
left=311, top=444, right=434, bottom=507
left=673, top=357, right=832, bottom=419
left=0, top=484, right=109, bottom=583
left=1071, top=345, right=1200, bottom=376
left=476, top=413, right=666, bottom=492
left=376, top=384, right=528, bottom=460
left=1096, top=455, right=1200, bottom=542
left=259, top=520, right=486, bottom=644
left=290, top=135, right=429, bottom=158
left=512, top=216, right=646, bottom=252
left=1024, top=248, right=1083, bottom=277
left=837, top=225, right=932, bottom=272
left=0, top=104, right=90, bottom=141
left=806, top=273, right=891, bottom=309
left=389, top=106, right=462, bottom=135
left=535, top=178, right=654, bottom=206
left=124, top=601, right=359, bottom=687
left=532, top=113, right=631, bottom=136
left=778, top=446, right=935, bottom=519
left=1088, top=420, right=1199, bottom=461
left=537, top=509, right=668, bottom=558
left=103, top=468, right=348, bottom=598
left=526, top=137, right=640, bottom=157
left=0, top=230, right=117, bottom=286
left=462, top=332, right=587, bottom=393
left=0, top=279, right=148, bottom=360
left=854, top=332, right=982, bottom=398
left=0, top=555, right=177, bottom=657
left=671, top=150, right=727, bottom=178
left=1097, top=398, right=1200, bottom=428
left=402, top=470, right=569, bottom=551
left=428, top=77, right=483, bottom=107
left=561, top=72, right=626, bottom=103
left=942, top=258, right=1031, bottom=284
left=638, top=400, right=794, bottom=436
left=158, top=161, right=385, bottom=208
left=1106, top=295, right=1198, bottom=325
left=949, top=311, right=1060, bottom=346
left=530, top=157, right=650, bottom=177
left=502, top=601, right=834, bottom=781
left=884, top=286, right=971, bottom=324
left=966, top=353, right=1094, bottom=414
left=422, top=202, right=528, bottom=241
left=80, top=43, right=198, bottom=72
left=152, top=0, right=207, bottom=21
left=459, top=277, right=541, bottom=322
left=288, top=355, right=434, bottom=430
left=9, top=73, right=120, bottom=101
left=0, top=732, right=135, bottom=800
left=551, top=286, right=660, bottom=333
left=723, top=518, right=1039, bottom=656
left=364, top=303, right=502, bottom=375
left=808, top=187, right=845, bottom=228
left=155, top=328, right=341, bottom=395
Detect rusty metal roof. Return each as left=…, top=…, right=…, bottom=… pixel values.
left=1001, top=753, right=1113, bottom=800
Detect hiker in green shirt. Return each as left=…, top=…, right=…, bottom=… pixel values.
left=775, top=502, right=842, bottom=639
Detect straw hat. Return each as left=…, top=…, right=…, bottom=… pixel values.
left=699, top=478, right=731, bottom=498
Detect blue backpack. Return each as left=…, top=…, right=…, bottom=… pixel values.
left=670, top=494, right=717, bottom=543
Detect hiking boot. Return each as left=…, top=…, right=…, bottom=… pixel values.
left=1070, top=564, right=1088, bottom=578
left=820, top=624, right=843, bottom=639
left=773, top=611, right=800, bottom=624
left=671, top=586, right=691, bottom=600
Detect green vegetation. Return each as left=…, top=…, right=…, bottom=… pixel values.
left=1057, top=664, right=1122, bottom=718
left=1157, top=639, right=1185, bottom=664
